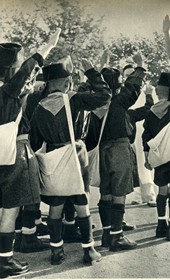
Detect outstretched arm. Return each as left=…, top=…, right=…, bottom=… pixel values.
left=163, top=15, right=170, bottom=60
left=74, top=58, right=111, bottom=111
left=3, top=28, right=61, bottom=98
left=37, top=28, right=61, bottom=59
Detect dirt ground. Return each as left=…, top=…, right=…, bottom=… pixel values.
left=12, top=187, right=170, bottom=279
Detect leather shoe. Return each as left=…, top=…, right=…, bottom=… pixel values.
left=156, top=220, right=167, bottom=238
left=122, top=221, right=136, bottom=231
left=110, top=234, right=137, bottom=251
left=147, top=200, right=157, bottom=207
left=51, top=246, right=66, bottom=265
left=83, top=246, right=102, bottom=265
left=0, top=256, right=29, bottom=278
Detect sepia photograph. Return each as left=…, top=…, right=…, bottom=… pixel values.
left=0, top=0, right=170, bottom=278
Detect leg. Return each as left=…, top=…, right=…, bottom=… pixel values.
left=34, top=203, right=50, bottom=236
left=122, top=196, right=136, bottom=231
left=167, top=184, right=170, bottom=240
left=47, top=197, right=66, bottom=265
left=62, top=198, right=81, bottom=243
left=14, top=207, right=23, bottom=252
left=1, top=207, right=20, bottom=232
left=18, top=204, right=50, bottom=253
left=0, top=207, right=29, bottom=278
left=98, top=194, right=112, bottom=247
left=110, top=195, right=137, bottom=251
left=72, top=194, right=101, bottom=265
left=156, top=185, right=168, bottom=238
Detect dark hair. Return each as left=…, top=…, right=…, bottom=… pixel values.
left=101, top=67, right=121, bottom=93
left=158, top=72, right=170, bottom=87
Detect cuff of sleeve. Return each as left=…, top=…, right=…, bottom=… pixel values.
left=32, top=53, right=44, bottom=67
left=84, top=68, right=98, bottom=78
left=135, top=66, right=146, bottom=72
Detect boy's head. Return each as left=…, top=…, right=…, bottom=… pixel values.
left=43, top=56, right=73, bottom=93
left=101, top=67, right=121, bottom=94
left=0, top=42, right=24, bottom=82
left=156, top=72, right=170, bottom=100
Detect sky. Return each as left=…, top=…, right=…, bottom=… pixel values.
left=84, top=0, right=170, bottom=40
left=0, top=0, right=170, bottom=42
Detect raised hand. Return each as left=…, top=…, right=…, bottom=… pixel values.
left=163, top=15, right=170, bottom=60
left=163, top=15, right=170, bottom=34
left=37, top=28, right=61, bottom=60
left=132, top=51, right=143, bottom=67
left=143, top=82, right=153, bottom=95
left=49, top=28, right=62, bottom=47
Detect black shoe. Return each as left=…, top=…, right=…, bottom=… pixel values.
left=0, top=256, right=29, bottom=278
left=36, top=223, right=50, bottom=236
left=83, top=247, right=102, bottom=265
left=147, top=199, right=157, bottom=207
left=156, top=220, right=167, bottom=238
left=63, top=224, right=82, bottom=243
left=122, top=221, right=136, bottom=231
left=51, top=246, right=66, bottom=265
left=110, top=234, right=137, bottom=251
left=20, top=233, right=50, bottom=253
left=101, top=229, right=110, bottom=247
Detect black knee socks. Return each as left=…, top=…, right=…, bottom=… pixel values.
left=47, top=218, right=63, bottom=243
left=110, top=204, right=125, bottom=232
left=98, top=200, right=112, bottom=228
left=156, top=194, right=167, bottom=217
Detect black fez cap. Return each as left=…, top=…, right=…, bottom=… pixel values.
left=0, top=42, right=24, bottom=67
left=43, top=55, right=73, bottom=81
left=158, top=72, right=170, bottom=87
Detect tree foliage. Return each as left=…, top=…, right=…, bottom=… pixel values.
left=107, top=32, right=170, bottom=86
left=0, top=0, right=169, bottom=86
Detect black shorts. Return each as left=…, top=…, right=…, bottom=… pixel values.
left=41, top=193, right=88, bottom=206
left=154, top=161, right=170, bottom=187
left=0, top=140, right=40, bottom=208
left=99, top=139, right=134, bottom=196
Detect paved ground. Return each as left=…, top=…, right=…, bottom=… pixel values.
left=11, top=187, right=170, bottom=279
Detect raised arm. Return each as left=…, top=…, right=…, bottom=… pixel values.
left=74, top=58, right=111, bottom=111
left=117, top=52, right=146, bottom=109
left=163, top=15, right=170, bottom=60
left=37, top=28, right=61, bottom=59
left=3, top=28, right=61, bottom=98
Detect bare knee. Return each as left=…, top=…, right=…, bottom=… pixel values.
left=0, top=207, right=20, bottom=232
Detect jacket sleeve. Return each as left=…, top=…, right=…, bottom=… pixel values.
left=128, top=91, right=154, bottom=123
left=117, top=66, right=146, bottom=110
left=2, top=53, right=44, bottom=99
left=142, top=115, right=152, bottom=152
left=29, top=111, right=44, bottom=152
left=73, top=68, right=111, bottom=111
